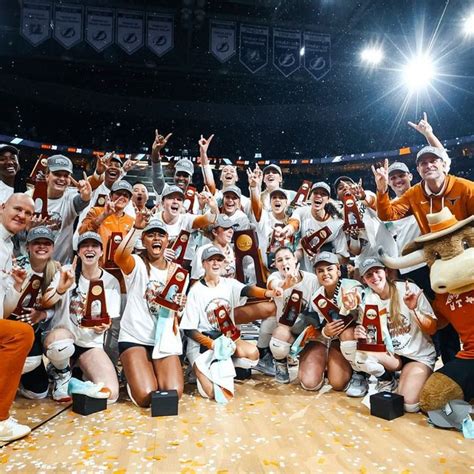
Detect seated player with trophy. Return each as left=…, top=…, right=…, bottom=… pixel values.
left=41, top=231, right=120, bottom=403
left=347, top=257, right=437, bottom=413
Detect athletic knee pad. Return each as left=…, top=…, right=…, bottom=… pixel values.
left=233, top=357, right=258, bottom=369
left=404, top=402, right=420, bottom=413
left=300, top=378, right=324, bottom=391
left=22, top=355, right=42, bottom=375
left=340, top=340, right=357, bottom=364
left=46, top=339, right=75, bottom=365
left=354, top=352, right=385, bottom=377
left=269, top=337, right=291, bottom=360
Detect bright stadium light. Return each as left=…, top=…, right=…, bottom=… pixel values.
left=463, top=14, right=474, bottom=35
left=402, top=54, right=435, bottom=90
left=360, top=47, right=384, bottom=65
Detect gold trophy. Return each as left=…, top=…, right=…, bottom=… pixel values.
left=81, top=280, right=110, bottom=327
left=234, top=228, right=267, bottom=287
left=95, top=194, right=107, bottom=207
left=357, top=304, right=386, bottom=352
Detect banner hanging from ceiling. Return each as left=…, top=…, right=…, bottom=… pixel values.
left=85, top=7, right=114, bottom=53
left=53, top=3, right=83, bottom=49
left=21, top=1, right=52, bottom=47
left=239, top=24, right=269, bottom=73
left=273, top=27, right=301, bottom=77
left=303, top=32, right=331, bottom=81
left=210, top=20, right=236, bottom=63
left=147, top=13, right=174, bottom=57
left=116, top=10, right=144, bottom=55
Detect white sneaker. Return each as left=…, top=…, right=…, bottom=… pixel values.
left=50, top=366, right=72, bottom=402
left=0, top=417, right=31, bottom=442
left=345, top=372, right=369, bottom=398
left=18, top=385, right=49, bottom=400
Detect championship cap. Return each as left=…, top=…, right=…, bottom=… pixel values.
left=269, top=188, right=288, bottom=199
left=388, top=162, right=410, bottom=176
left=175, top=158, right=194, bottom=176
left=78, top=231, right=103, bottom=247
left=0, top=144, right=19, bottom=155
left=311, top=182, right=331, bottom=195
left=313, top=251, right=339, bottom=266
left=111, top=180, right=133, bottom=195
left=212, top=214, right=238, bottom=230
left=201, top=245, right=226, bottom=261
left=162, top=185, right=185, bottom=199
left=263, top=164, right=282, bottom=175
left=359, top=257, right=385, bottom=277
left=26, top=226, right=55, bottom=243
left=142, top=218, right=168, bottom=235
left=222, top=185, right=242, bottom=198
left=47, top=155, right=73, bottom=174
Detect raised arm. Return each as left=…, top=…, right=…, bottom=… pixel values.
left=248, top=165, right=263, bottom=222
left=408, top=112, right=444, bottom=149
left=151, top=129, right=172, bottom=196
left=199, top=134, right=216, bottom=195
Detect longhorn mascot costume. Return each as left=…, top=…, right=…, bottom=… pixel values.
left=380, top=207, right=474, bottom=411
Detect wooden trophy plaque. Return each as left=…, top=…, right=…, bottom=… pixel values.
left=95, top=194, right=107, bottom=207
left=234, top=229, right=267, bottom=287
left=170, top=230, right=190, bottom=266
left=183, top=185, right=197, bottom=214
left=103, top=232, right=122, bottom=270
left=214, top=305, right=240, bottom=341
left=9, top=275, right=43, bottom=321
left=266, top=224, right=294, bottom=268
left=32, top=178, right=49, bottom=219
left=300, top=226, right=332, bottom=255
left=287, top=180, right=312, bottom=214
left=342, top=191, right=364, bottom=232
left=153, top=267, right=189, bottom=311
left=313, top=293, right=354, bottom=329
left=357, top=304, right=386, bottom=352
left=81, top=280, right=110, bottom=327
left=27, top=156, right=48, bottom=186
left=279, top=289, right=303, bottom=327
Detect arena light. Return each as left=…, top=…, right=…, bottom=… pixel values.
left=463, top=14, right=474, bottom=36
left=360, top=47, right=384, bottom=65
left=401, top=54, right=436, bottom=91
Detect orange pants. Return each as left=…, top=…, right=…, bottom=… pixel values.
left=0, top=320, right=34, bottom=420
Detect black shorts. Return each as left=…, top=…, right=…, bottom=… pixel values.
left=70, top=345, right=93, bottom=366
left=118, top=341, right=154, bottom=356
left=437, top=357, right=474, bottom=402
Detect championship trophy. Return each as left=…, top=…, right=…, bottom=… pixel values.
left=152, top=267, right=189, bottom=312
left=9, top=275, right=43, bottom=321
left=279, top=289, right=303, bottom=327
left=170, top=230, right=190, bottom=265
left=234, top=228, right=267, bottom=287
left=214, top=305, right=240, bottom=341
left=357, top=304, right=386, bottom=352
left=103, top=232, right=122, bottom=270
left=32, top=177, right=49, bottom=219
left=81, top=280, right=110, bottom=327
left=286, top=180, right=312, bottom=215
left=300, top=226, right=332, bottom=255
left=183, top=185, right=197, bottom=214
left=27, top=155, right=48, bottom=186
left=313, top=293, right=354, bottom=329
left=266, top=223, right=294, bottom=268
left=342, top=191, right=364, bottom=232
left=94, top=194, right=107, bottom=207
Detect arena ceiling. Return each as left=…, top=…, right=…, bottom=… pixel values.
left=0, top=0, right=473, bottom=159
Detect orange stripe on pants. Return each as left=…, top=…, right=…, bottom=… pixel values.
left=0, top=320, right=34, bottom=420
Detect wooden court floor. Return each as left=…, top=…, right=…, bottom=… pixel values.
left=1, top=373, right=472, bottom=473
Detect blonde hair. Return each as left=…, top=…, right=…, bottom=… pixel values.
left=387, top=279, right=404, bottom=335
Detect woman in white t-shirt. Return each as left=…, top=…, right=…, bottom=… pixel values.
left=351, top=257, right=437, bottom=413
left=278, top=182, right=349, bottom=272
left=190, top=214, right=237, bottom=281
left=181, top=245, right=282, bottom=402
left=42, top=231, right=121, bottom=403
left=115, top=217, right=188, bottom=408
